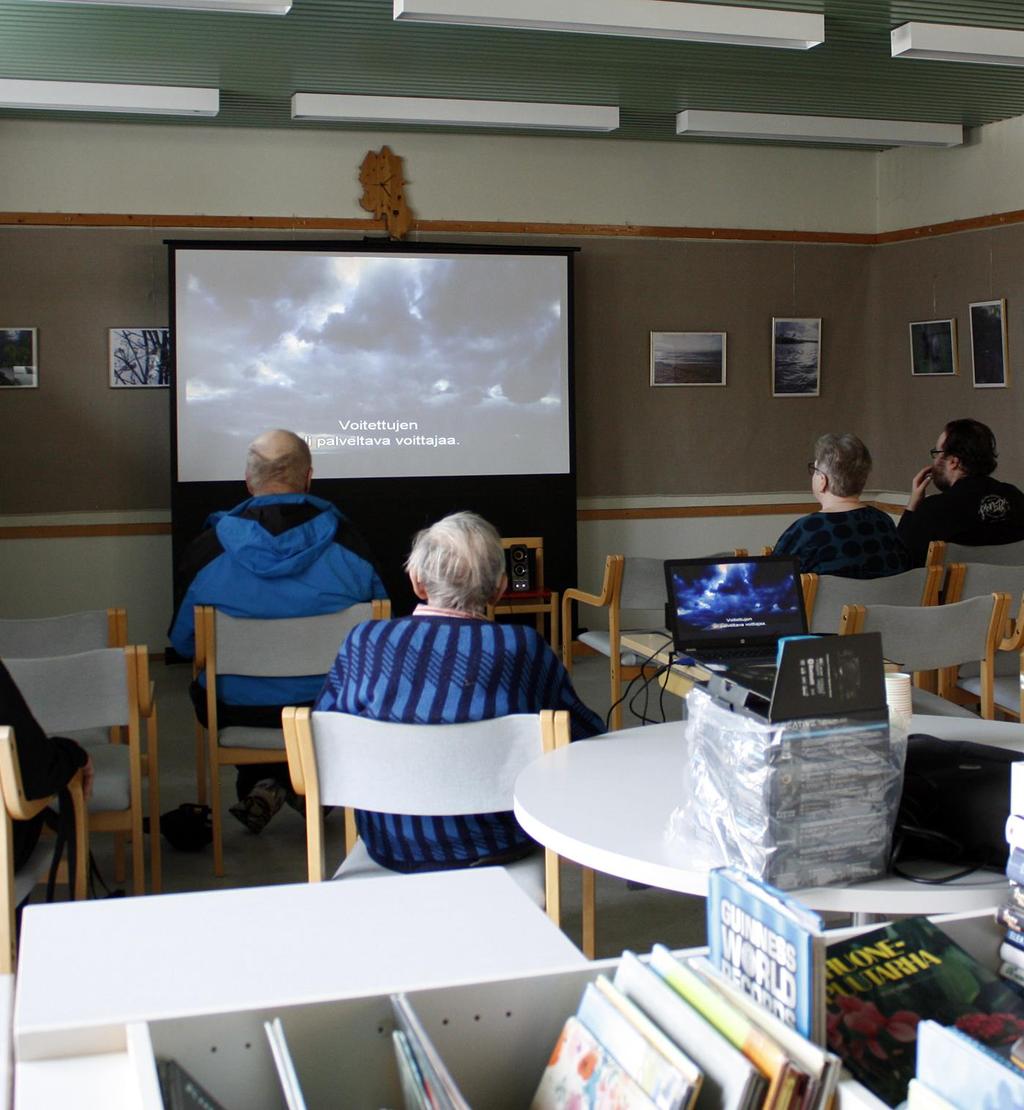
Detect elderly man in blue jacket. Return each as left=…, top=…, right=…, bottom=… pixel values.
left=170, top=428, right=387, bottom=833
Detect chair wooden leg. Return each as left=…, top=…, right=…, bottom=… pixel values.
left=581, top=866, right=596, bottom=960
left=147, top=723, right=162, bottom=895
left=610, top=657, right=623, bottom=732
left=0, top=812, right=14, bottom=974
left=544, top=847, right=560, bottom=928
left=211, top=759, right=225, bottom=878
left=195, top=721, right=207, bottom=806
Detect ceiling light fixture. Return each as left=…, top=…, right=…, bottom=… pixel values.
left=394, top=0, right=823, bottom=50
left=26, top=0, right=290, bottom=12
left=676, top=109, right=963, bottom=148
left=0, top=78, right=219, bottom=116
left=291, top=93, right=619, bottom=132
left=891, top=22, right=1024, bottom=67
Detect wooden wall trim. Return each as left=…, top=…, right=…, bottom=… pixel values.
left=0, top=500, right=907, bottom=536
left=0, top=523, right=172, bottom=540
left=5, top=210, right=1016, bottom=245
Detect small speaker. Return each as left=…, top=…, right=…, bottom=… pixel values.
left=507, top=545, right=532, bottom=592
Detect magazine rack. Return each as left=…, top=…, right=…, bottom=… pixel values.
left=11, top=906, right=1002, bottom=1109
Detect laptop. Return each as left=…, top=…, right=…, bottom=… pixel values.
left=663, top=554, right=809, bottom=667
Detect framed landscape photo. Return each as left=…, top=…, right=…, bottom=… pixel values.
left=772, top=317, right=820, bottom=397
left=109, top=327, right=170, bottom=388
left=909, top=318, right=958, bottom=376
left=969, top=299, right=1008, bottom=388
left=0, top=328, right=38, bottom=388
left=650, top=331, right=727, bottom=386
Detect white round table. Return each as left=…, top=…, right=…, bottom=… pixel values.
left=514, top=716, right=1018, bottom=917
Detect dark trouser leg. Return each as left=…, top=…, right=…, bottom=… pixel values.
left=234, top=762, right=290, bottom=801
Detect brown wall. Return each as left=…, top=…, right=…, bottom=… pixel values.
left=0, top=224, right=1021, bottom=513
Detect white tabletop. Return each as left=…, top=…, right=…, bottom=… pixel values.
left=514, top=715, right=1018, bottom=916
left=14, top=868, right=584, bottom=1061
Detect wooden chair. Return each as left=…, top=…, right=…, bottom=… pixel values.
left=840, top=593, right=1010, bottom=718
left=0, top=608, right=128, bottom=657
left=562, top=555, right=667, bottom=731
left=5, top=647, right=159, bottom=895
left=0, top=727, right=88, bottom=974
left=801, top=566, right=942, bottom=634
left=282, top=707, right=598, bottom=956
left=926, top=539, right=1024, bottom=568
left=196, top=601, right=389, bottom=876
left=490, top=537, right=559, bottom=650
left=942, top=562, right=1024, bottom=719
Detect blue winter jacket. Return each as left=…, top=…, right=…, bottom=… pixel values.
left=169, top=493, right=387, bottom=706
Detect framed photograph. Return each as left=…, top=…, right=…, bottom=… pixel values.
left=772, top=317, right=821, bottom=397
left=969, top=299, right=1008, bottom=388
left=0, top=328, right=38, bottom=388
left=109, top=327, right=170, bottom=388
left=650, top=331, right=727, bottom=386
left=909, top=318, right=958, bottom=376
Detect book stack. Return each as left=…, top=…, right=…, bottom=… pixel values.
left=532, top=943, right=841, bottom=1110
left=684, top=686, right=900, bottom=889
left=1000, top=764, right=1024, bottom=989
left=825, top=915, right=1024, bottom=1108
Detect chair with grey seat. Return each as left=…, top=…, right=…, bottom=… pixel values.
left=0, top=608, right=128, bottom=659
left=561, top=555, right=668, bottom=731
left=926, top=539, right=1024, bottom=568
left=942, top=562, right=1024, bottom=719
left=4, top=646, right=159, bottom=893
left=281, top=707, right=595, bottom=955
left=840, top=592, right=1010, bottom=719
left=802, top=565, right=942, bottom=634
left=196, top=601, right=389, bottom=876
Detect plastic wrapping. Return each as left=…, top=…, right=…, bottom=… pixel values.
left=667, top=686, right=906, bottom=890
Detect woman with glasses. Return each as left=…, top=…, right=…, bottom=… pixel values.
left=774, top=433, right=909, bottom=578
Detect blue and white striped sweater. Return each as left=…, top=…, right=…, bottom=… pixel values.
left=315, top=615, right=603, bottom=872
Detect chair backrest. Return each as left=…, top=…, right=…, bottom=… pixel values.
left=202, top=603, right=374, bottom=677
left=0, top=608, right=127, bottom=658
left=945, top=561, right=1024, bottom=606
left=841, top=594, right=1008, bottom=672
left=4, top=648, right=135, bottom=733
left=618, top=556, right=667, bottom=619
left=298, top=711, right=552, bottom=815
left=928, top=539, right=1024, bottom=567
left=804, top=566, right=941, bottom=633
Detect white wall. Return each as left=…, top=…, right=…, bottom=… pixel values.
left=0, top=120, right=878, bottom=233
left=876, top=113, right=1024, bottom=233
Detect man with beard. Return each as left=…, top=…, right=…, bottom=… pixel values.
left=897, top=419, right=1024, bottom=566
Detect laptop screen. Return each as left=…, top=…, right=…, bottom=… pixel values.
left=664, top=555, right=808, bottom=653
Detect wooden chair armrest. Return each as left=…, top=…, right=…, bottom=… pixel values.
left=562, top=586, right=607, bottom=611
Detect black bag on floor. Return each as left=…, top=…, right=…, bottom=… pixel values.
left=892, top=733, right=1024, bottom=875
left=158, top=803, right=212, bottom=852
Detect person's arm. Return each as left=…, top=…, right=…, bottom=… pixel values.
left=773, top=518, right=803, bottom=557
left=896, top=477, right=942, bottom=568
left=168, top=580, right=200, bottom=660
left=536, top=640, right=605, bottom=739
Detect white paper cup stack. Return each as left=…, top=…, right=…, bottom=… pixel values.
left=885, top=671, right=913, bottom=734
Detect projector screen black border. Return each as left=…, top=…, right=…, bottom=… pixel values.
left=166, top=239, right=579, bottom=623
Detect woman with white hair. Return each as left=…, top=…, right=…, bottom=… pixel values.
left=315, top=510, right=603, bottom=873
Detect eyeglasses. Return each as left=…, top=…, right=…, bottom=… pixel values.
left=929, top=448, right=946, bottom=459
left=806, top=462, right=824, bottom=476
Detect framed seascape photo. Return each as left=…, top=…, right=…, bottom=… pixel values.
left=109, top=327, right=170, bottom=388
left=650, top=331, right=727, bottom=386
left=969, top=299, right=1008, bottom=388
left=909, top=318, right=958, bottom=377
left=0, top=328, right=38, bottom=388
left=772, top=317, right=821, bottom=397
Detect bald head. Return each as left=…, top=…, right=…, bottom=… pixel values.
left=245, top=429, right=312, bottom=495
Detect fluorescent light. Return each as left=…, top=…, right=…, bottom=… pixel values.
left=676, top=109, right=963, bottom=148
left=25, top=0, right=290, bottom=12
left=394, top=0, right=823, bottom=49
left=892, top=22, right=1024, bottom=67
left=0, top=78, right=219, bottom=116
left=291, top=93, right=619, bottom=132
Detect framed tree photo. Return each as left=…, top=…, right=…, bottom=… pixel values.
left=109, top=327, right=170, bottom=388
left=772, top=317, right=820, bottom=397
left=909, top=318, right=958, bottom=376
left=650, top=331, right=727, bottom=386
left=0, top=328, right=38, bottom=388
left=969, top=299, right=1008, bottom=388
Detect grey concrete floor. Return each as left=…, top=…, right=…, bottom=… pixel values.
left=83, top=652, right=708, bottom=959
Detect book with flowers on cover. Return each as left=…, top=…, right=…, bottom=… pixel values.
left=824, top=915, right=1024, bottom=1108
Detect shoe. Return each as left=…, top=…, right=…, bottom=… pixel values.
left=229, top=778, right=286, bottom=834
